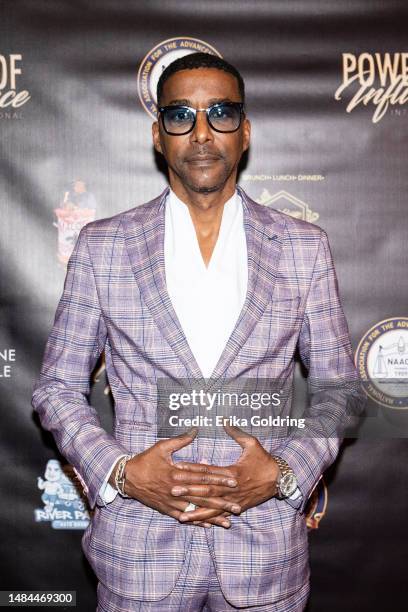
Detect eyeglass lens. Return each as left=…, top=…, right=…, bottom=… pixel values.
left=162, top=103, right=241, bottom=134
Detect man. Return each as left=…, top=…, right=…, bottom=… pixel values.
left=32, top=53, right=360, bottom=611
left=63, top=180, right=97, bottom=210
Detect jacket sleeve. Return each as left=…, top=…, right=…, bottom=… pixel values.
left=31, top=226, right=128, bottom=508
left=276, top=230, right=363, bottom=513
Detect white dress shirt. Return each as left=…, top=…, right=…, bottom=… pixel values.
left=164, top=188, right=248, bottom=378
left=99, top=188, right=301, bottom=505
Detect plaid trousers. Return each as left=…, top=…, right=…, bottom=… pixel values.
left=96, top=527, right=309, bottom=612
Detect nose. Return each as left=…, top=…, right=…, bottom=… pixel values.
left=190, top=110, right=213, bottom=144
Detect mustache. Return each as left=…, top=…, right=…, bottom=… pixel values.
left=184, top=149, right=224, bottom=162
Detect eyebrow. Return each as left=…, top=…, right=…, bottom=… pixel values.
left=165, top=97, right=235, bottom=106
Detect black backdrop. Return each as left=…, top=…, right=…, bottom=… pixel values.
left=1, top=1, right=408, bottom=610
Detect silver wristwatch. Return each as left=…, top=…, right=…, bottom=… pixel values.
left=271, top=455, right=298, bottom=499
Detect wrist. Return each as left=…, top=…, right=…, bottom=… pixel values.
left=271, top=455, right=298, bottom=499
left=111, top=454, right=133, bottom=497
left=108, top=458, right=123, bottom=488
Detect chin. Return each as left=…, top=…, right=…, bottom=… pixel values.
left=193, top=185, right=221, bottom=194
left=186, top=177, right=227, bottom=194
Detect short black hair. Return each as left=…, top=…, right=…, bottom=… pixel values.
left=156, top=52, right=245, bottom=107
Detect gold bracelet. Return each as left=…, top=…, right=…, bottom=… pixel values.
left=114, top=455, right=132, bottom=498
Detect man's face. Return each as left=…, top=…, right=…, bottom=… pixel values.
left=152, top=67, right=250, bottom=195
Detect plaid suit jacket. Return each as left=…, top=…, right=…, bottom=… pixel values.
left=32, top=186, right=359, bottom=607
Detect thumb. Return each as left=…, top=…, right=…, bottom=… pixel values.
left=162, top=427, right=198, bottom=455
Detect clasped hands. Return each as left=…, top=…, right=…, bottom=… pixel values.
left=122, top=425, right=280, bottom=529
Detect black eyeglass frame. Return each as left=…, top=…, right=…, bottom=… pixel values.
left=158, top=102, right=245, bottom=135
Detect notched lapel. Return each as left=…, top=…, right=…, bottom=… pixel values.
left=122, top=188, right=204, bottom=380
left=209, top=188, right=287, bottom=381
left=122, top=186, right=287, bottom=384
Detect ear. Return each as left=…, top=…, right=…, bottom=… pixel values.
left=242, top=117, right=251, bottom=153
left=152, top=120, right=163, bottom=154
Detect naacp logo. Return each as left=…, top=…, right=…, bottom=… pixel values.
left=356, top=317, right=408, bottom=409
left=34, top=460, right=90, bottom=529
left=137, top=37, right=221, bottom=119
left=257, top=189, right=319, bottom=223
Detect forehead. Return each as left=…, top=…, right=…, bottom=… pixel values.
left=161, top=67, right=241, bottom=105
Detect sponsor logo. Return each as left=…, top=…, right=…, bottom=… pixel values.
left=0, top=348, right=16, bottom=379
left=137, top=37, right=221, bottom=118
left=356, top=317, right=408, bottom=409
left=242, top=174, right=325, bottom=183
left=0, top=54, right=30, bottom=118
left=34, top=460, right=90, bottom=529
left=335, top=53, right=408, bottom=123
left=53, top=179, right=97, bottom=266
left=256, top=188, right=320, bottom=223
left=305, top=477, right=328, bottom=530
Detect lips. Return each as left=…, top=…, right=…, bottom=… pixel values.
left=186, top=155, right=220, bottom=163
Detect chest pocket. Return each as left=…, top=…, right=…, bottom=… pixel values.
left=238, top=295, right=303, bottom=361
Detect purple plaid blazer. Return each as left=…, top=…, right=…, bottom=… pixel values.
left=32, top=186, right=358, bottom=607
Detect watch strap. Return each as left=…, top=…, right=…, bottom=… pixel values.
left=271, top=455, right=297, bottom=499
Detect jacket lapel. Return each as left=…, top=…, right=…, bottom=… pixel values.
left=208, top=186, right=287, bottom=381
left=123, top=186, right=287, bottom=381
left=123, top=187, right=204, bottom=379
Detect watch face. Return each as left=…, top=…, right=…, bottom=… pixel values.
left=280, top=473, right=298, bottom=497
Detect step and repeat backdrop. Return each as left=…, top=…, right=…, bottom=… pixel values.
left=1, top=1, right=407, bottom=610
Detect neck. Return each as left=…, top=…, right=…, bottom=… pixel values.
left=169, top=179, right=237, bottom=234
left=169, top=181, right=238, bottom=266
left=171, top=182, right=236, bottom=207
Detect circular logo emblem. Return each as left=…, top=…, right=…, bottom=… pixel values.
left=355, top=317, right=408, bottom=409
left=137, top=37, right=222, bottom=119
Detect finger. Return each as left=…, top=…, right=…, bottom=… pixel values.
left=171, top=470, right=237, bottom=487
left=171, top=501, right=232, bottom=528
left=166, top=498, right=200, bottom=515
left=179, top=512, right=231, bottom=529
left=171, top=481, right=237, bottom=497
left=174, top=461, right=235, bottom=477
left=193, top=511, right=232, bottom=528
left=171, top=500, right=216, bottom=528
left=178, top=506, right=231, bottom=527
left=172, top=509, right=232, bottom=529
left=166, top=502, right=215, bottom=530
left=169, top=499, right=223, bottom=524
left=223, top=423, right=257, bottom=449
left=161, top=428, right=198, bottom=454
left=166, top=498, right=229, bottom=521
left=170, top=485, right=238, bottom=503
left=180, top=495, right=241, bottom=514
left=201, top=511, right=232, bottom=528
left=170, top=509, right=214, bottom=528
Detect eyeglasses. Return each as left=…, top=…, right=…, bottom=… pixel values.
left=158, top=102, right=245, bottom=135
